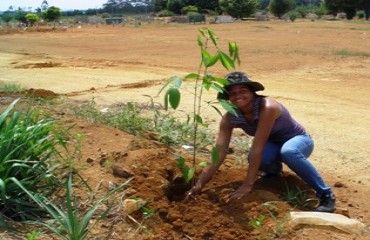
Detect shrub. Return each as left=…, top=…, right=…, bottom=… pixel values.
left=357, top=10, right=365, bottom=19
left=157, top=9, right=175, bottom=17
left=295, top=5, right=309, bottom=17
left=288, top=10, right=299, bottom=21
left=181, top=5, right=198, bottom=15
left=219, top=0, right=259, bottom=18
left=187, top=12, right=205, bottom=23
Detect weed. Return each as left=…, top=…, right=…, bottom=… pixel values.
left=103, top=160, right=112, bottom=168
left=282, top=183, right=317, bottom=210
left=141, top=206, right=154, bottom=219
left=26, top=230, right=42, bottom=240
left=249, top=214, right=265, bottom=229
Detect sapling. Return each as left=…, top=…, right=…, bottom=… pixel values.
left=159, top=28, right=240, bottom=185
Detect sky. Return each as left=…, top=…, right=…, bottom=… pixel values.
left=0, top=0, right=108, bottom=11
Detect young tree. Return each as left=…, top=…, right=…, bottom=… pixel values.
left=43, top=6, right=62, bottom=29
left=269, top=0, right=296, bottom=18
left=219, top=0, right=258, bottom=18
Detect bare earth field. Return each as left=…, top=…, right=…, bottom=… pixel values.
left=0, top=20, right=370, bottom=239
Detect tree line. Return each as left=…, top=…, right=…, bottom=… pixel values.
left=1, top=0, right=369, bottom=27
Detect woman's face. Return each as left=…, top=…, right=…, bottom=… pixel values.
left=228, top=84, right=254, bottom=109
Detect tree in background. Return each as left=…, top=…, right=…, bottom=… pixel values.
left=356, top=0, right=370, bottom=20
left=41, top=0, right=49, bottom=11
left=167, top=0, right=185, bottom=14
left=219, top=0, right=258, bottom=18
left=25, top=13, right=40, bottom=26
left=153, top=0, right=167, bottom=12
left=1, top=13, right=13, bottom=26
left=14, top=9, right=28, bottom=23
left=192, top=0, right=220, bottom=13
left=258, top=0, right=271, bottom=10
left=324, top=0, right=357, bottom=19
left=42, top=6, right=61, bottom=29
left=269, top=0, right=296, bottom=18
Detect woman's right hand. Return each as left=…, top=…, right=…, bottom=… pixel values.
left=184, top=182, right=202, bottom=202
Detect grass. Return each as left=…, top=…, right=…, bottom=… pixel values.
left=281, top=183, right=317, bottom=210
left=0, top=84, right=23, bottom=92
left=68, top=98, right=214, bottom=148
left=334, top=49, right=370, bottom=57
left=0, top=99, right=72, bottom=222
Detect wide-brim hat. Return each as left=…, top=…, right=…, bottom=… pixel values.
left=217, top=72, right=264, bottom=100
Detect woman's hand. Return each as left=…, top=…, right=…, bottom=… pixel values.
left=184, top=182, right=203, bottom=202
left=224, top=183, right=253, bottom=203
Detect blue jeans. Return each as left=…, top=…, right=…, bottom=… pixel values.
left=249, top=134, right=332, bottom=198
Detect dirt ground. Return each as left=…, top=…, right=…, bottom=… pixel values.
left=0, top=19, right=370, bottom=239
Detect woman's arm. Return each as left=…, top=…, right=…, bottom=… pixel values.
left=227, top=98, right=281, bottom=201
left=185, top=113, right=233, bottom=199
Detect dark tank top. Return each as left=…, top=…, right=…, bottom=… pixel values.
left=230, top=96, right=306, bottom=144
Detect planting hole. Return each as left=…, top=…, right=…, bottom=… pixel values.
left=167, top=176, right=192, bottom=202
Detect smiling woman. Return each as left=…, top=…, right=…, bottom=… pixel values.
left=187, top=71, right=336, bottom=213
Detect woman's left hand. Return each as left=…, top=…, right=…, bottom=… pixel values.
left=224, top=184, right=253, bottom=203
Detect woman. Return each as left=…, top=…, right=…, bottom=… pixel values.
left=186, top=71, right=336, bottom=213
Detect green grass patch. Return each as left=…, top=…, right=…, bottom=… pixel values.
left=0, top=84, right=23, bottom=92
left=334, top=49, right=370, bottom=57
left=68, top=99, right=214, bottom=148
left=0, top=99, right=73, bottom=223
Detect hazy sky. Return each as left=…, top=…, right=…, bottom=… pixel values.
left=0, top=0, right=108, bottom=11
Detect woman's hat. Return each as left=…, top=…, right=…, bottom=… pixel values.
left=217, top=72, right=264, bottom=100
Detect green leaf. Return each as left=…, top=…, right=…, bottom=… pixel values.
left=219, top=99, right=237, bottom=116
left=219, top=51, right=235, bottom=70
left=197, top=36, right=204, bottom=47
left=208, top=28, right=218, bottom=46
left=176, top=156, right=186, bottom=169
left=172, top=76, right=183, bottom=88
left=184, top=167, right=195, bottom=183
left=157, top=77, right=174, bottom=95
left=210, top=84, right=224, bottom=93
left=202, top=75, right=212, bottom=90
left=210, top=105, right=224, bottom=117
left=211, top=147, right=220, bottom=165
left=165, top=87, right=181, bottom=110
left=198, top=28, right=207, bottom=37
left=229, top=41, right=238, bottom=57
left=198, top=161, right=211, bottom=167
left=195, top=114, right=208, bottom=127
left=185, top=73, right=200, bottom=80
left=214, top=76, right=229, bottom=86
left=194, top=114, right=203, bottom=124
left=201, top=49, right=219, bottom=67
left=229, top=41, right=241, bottom=65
